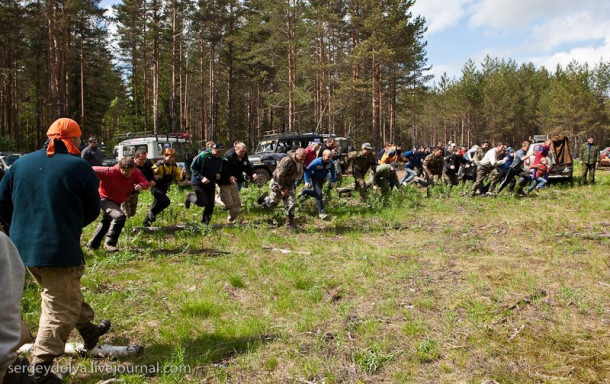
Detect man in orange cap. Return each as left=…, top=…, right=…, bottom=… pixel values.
left=0, top=118, right=110, bottom=383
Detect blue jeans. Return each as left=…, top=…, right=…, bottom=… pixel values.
left=302, top=178, right=326, bottom=214
left=400, top=168, right=417, bottom=184
left=528, top=177, right=547, bottom=191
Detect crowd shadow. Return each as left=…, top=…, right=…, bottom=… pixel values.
left=144, top=332, right=279, bottom=371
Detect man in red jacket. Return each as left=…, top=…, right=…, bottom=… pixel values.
left=87, top=157, right=149, bottom=252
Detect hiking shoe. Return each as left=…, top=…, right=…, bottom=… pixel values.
left=185, top=193, right=194, bottom=209
left=318, top=213, right=328, bottom=220
left=79, top=320, right=111, bottom=350
left=226, top=215, right=236, bottom=225
left=86, top=241, right=99, bottom=250
left=104, top=244, right=119, bottom=252
left=285, top=214, right=295, bottom=229
left=143, top=212, right=155, bottom=227
left=257, top=192, right=269, bottom=205
left=33, top=363, right=62, bottom=384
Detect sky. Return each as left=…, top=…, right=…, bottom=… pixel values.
left=411, top=0, right=610, bottom=85
left=100, top=0, right=610, bottom=85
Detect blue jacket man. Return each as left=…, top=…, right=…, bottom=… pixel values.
left=301, top=149, right=336, bottom=219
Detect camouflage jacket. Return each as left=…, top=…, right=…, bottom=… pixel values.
left=423, top=154, right=444, bottom=175
left=273, top=154, right=303, bottom=188
left=347, top=151, right=377, bottom=176
left=472, top=148, right=485, bottom=166
left=579, top=143, right=600, bottom=164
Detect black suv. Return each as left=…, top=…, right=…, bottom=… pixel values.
left=249, top=133, right=323, bottom=186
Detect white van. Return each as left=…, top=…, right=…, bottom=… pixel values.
left=115, top=133, right=193, bottom=181
left=116, top=133, right=190, bottom=162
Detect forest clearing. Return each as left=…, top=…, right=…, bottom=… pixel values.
left=18, top=168, right=610, bottom=383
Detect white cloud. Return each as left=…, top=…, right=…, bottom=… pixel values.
left=411, top=0, right=472, bottom=34
left=403, top=0, right=610, bottom=85
left=527, top=10, right=610, bottom=52
left=468, top=0, right=576, bottom=31
left=528, top=40, right=610, bottom=70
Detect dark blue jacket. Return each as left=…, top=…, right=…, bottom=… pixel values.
left=0, top=145, right=100, bottom=267
left=500, top=154, right=513, bottom=173
left=403, top=150, right=424, bottom=169
left=304, top=157, right=336, bottom=183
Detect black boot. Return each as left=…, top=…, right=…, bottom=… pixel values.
left=143, top=212, right=155, bottom=227
left=4, top=355, right=34, bottom=384
left=32, top=362, right=61, bottom=384
left=184, top=192, right=194, bottom=209
left=78, top=320, right=111, bottom=350
left=257, top=192, right=269, bottom=205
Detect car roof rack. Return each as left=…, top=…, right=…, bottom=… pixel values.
left=261, top=132, right=322, bottom=140
left=532, top=134, right=548, bottom=143
left=115, top=131, right=189, bottom=141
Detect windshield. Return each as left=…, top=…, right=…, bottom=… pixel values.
left=256, top=140, right=277, bottom=153
left=122, top=144, right=148, bottom=158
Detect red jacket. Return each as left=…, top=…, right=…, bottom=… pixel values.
left=531, top=163, right=548, bottom=179
left=304, top=148, right=317, bottom=167
left=93, top=165, right=149, bottom=204
left=533, top=145, right=549, bottom=166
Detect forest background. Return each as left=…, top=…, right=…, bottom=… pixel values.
left=1, top=0, right=609, bottom=153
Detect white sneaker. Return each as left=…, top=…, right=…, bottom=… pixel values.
left=318, top=213, right=328, bottom=220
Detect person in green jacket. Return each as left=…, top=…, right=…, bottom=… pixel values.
left=373, top=162, right=400, bottom=194
left=578, top=136, right=600, bottom=185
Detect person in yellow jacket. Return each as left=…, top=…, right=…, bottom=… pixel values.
left=143, top=148, right=184, bottom=227
left=379, top=143, right=406, bottom=165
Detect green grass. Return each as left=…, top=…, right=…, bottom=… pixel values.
left=18, top=167, right=610, bottom=383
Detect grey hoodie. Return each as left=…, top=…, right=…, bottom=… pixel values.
left=0, top=232, right=24, bottom=378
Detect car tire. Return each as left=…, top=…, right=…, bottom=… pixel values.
left=254, top=168, right=271, bottom=187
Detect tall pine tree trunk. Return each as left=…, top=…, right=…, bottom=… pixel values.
left=152, top=0, right=159, bottom=134
left=170, top=1, right=177, bottom=131
left=48, top=0, right=60, bottom=119
left=209, top=42, right=215, bottom=140
left=199, top=37, right=206, bottom=142
left=80, top=35, right=85, bottom=123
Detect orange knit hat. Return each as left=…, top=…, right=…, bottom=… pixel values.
left=46, top=118, right=82, bottom=157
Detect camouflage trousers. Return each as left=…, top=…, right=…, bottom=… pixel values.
left=443, top=172, right=459, bottom=187
left=581, top=163, right=596, bottom=184
left=488, top=169, right=504, bottom=193
left=121, top=192, right=140, bottom=218
left=353, top=172, right=371, bottom=199
left=471, top=165, right=494, bottom=195
left=266, top=179, right=296, bottom=216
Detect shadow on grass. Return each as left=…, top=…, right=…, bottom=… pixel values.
left=75, top=333, right=278, bottom=382
left=148, top=247, right=231, bottom=258
left=145, top=332, right=279, bottom=368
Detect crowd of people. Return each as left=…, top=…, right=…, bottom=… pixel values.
left=0, top=118, right=603, bottom=383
